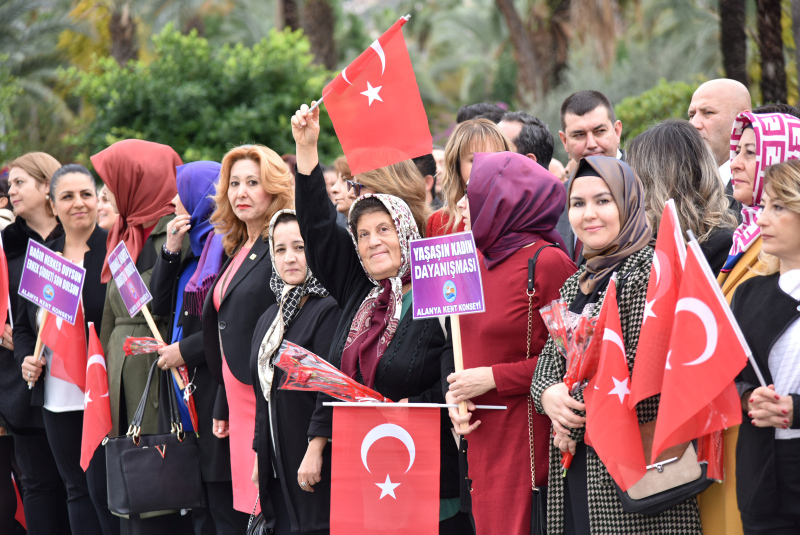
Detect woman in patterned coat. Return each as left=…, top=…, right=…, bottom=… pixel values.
left=531, top=156, right=702, bottom=534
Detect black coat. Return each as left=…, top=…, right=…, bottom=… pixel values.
left=0, top=219, right=63, bottom=431
left=14, top=224, right=108, bottom=408
left=201, top=237, right=277, bottom=418
left=250, top=296, right=341, bottom=532
left=297, top=164, right=460, bottom=500
left=150, top=247, right=232, bottom=482
left=699, top=226, right=734, bottom=275
left=732, top=273, right=800, bottom=517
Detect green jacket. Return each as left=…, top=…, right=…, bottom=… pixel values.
left=100, top=215, right=184, bottom=437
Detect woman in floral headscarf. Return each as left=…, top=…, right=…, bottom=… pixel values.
left=291, top=104, right=472, bottom=533
left=249, top=209, right=340, bottom=533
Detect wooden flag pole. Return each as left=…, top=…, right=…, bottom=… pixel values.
left=450, top=315, right=470, bottom=431
left=141, top=306, right=185, bottom=390
left=27, top=309, right=49, bottom=389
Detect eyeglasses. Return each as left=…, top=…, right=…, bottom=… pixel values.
left=346, top=179, right=364, bottom=197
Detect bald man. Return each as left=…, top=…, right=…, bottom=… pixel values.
left=688, top=79, right=751, bottom=217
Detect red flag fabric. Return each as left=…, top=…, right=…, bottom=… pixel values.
left=584, top=278, right=647, bottom=491
left=322, top=16, right=432, bottom=175
left=0, top=237, right=8, bottom=328
left=330, top=406, right=439, bottom=534
left=40, top=304, right=87, bottom=391
left=629, top=200, right=686, bottom=408
left=12, top=474, right=25, bottom=528
left=652, top=240, right=748, bottom=460
left=80, top=323, right=112, bottom=471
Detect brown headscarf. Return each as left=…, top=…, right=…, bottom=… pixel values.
left=570, top=156, right=654, bottom=294
left=91, top=139, right=182, bottom=283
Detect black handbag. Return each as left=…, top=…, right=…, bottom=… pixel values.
left=527, top=244, right=558, bottom=535
left=105, top=360, right=206, bottom=515
left=246, top=494, right=271, bottom=535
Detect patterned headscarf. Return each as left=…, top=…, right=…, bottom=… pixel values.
left=340, top=194, right=420, bottom=388
left=572, top=156, right=654, bottom=295
left=257, top=209, right=328, bottom=399
left=723, top=112, right=800, bottom=271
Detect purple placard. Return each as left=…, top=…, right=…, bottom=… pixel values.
left=410, top=231, right=485, bottom=319
left=108, top=241, right=152, bottom=317
left=18, top=240, right=85, bottom=325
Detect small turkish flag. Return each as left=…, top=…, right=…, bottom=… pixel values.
left=330, top=405, right=440, bottom=534
left=0, top=237, right=9, bottom=328
left=629, top=200, right=686, bottom=408
left=40, top=304, right=87, bottom=391
left=12, top=474, right=25, bottom=529
left=80, top=323, right=112, bottom=471
left=584, top=278, right=647, bottom=491
left=322, top=16, right=432, bottom=175
left=652, top=240, right=748, bottom=460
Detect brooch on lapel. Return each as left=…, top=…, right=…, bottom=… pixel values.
left=249, top=253, right=257, bottom=260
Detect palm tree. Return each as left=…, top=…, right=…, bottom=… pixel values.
left=756, top=0, right=786, bottom=103
left=719, top=0, right=748, bottom=86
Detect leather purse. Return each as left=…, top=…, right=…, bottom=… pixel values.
left=527, top=244, right=558, bottom=535
left=105, top=360, right=206, bottom=515
left=613, top=420, right=713, bottom=515
left=246, top=494, right=270, bottom=535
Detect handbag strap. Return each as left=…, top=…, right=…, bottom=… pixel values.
left=247, top=493, right=260, bottom=529
left=128, top=360, right=183, bottom=443
left=526, top=243, right=558, bottom=492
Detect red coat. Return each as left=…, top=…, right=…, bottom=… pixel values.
left=426, top=208, right=465, bottom=237
left=460, top=242, right=575, bottom=534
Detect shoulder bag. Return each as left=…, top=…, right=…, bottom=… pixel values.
left=105, top=360, right=206, bottom=515
left=527, top=243, right=558, bottom=535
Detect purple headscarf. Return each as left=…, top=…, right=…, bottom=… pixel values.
left=469, top=152, right=567, bottom=269
left=176, top=161, right=226, bottom=315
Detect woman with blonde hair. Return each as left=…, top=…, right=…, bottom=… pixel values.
left=201, top=143, right=292, bottom=519
left=426, top=118, right=512, bottom=237
left=627, top=119, right=737, bottom=273
left=732, top=159, right=800, bottom=533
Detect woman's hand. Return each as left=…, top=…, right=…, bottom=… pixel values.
left=553, top=429, right=577, bottom=455
left=748, top=384, right=794, bottom=429
left=540, top=382, right=586, bottom=436
left=212, top=419, right=229, bottom=439
left=291, top=104, right=321, bottom=175
left=165, top=214, right=190, bottom=253
left=445, top=390, right=480, bottom=435
left=447, top=367, right=496, bottom=402
left=251, top=456, right=259, bottom=489
left=21, top=355, right=44, bottom=384
left=298, top=436, right=327, bottom=492
left=157, top=342, right=185, bottom=370
left=1, top=324, right=13, bottom=351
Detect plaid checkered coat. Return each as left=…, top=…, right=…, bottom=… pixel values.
left=532, top=246, right=701, bottom=534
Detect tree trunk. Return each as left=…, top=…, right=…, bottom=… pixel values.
left=109, top=2, right=138, bottom=66
left=791, top=0, right=800, bottom=84
left=276, top=0, right=300, bottom=31
left=757, top=0, right=786, bottom=103
left=303, top=0, right=337, bottom=70
left=719, top=0, right=749, bottom=87
left=495, top=0, right=541, bottom=106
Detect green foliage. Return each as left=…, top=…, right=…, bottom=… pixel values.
left=0, top=54, right=22, bottom=161
left=63, top=24, right=341, bottom=165
left=615, top=79, right=697, bottom=144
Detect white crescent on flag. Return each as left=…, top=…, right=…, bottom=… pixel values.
left=370, top=39, right=386, bottom=75
left=361, top=423, right=415, bottom=474
left=676, top=297, right=718, bottom=366
left=603, top=328, right=625, bottom=356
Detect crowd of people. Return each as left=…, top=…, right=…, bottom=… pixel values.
left=0, top=77, right=798, bottom=535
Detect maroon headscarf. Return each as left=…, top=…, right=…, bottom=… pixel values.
left=91, top=139, right=182, bottom=283
left=469, top=152, right=567, bottom=269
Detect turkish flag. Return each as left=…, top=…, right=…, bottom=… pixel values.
left=0, top=238, right=8, bottom=328
left=584, top=278, right=647, bottom=491
left=629, top=200, right=686, bottom=408
left=40, top=304, right=87, bottom=391
left=322, top=16, right=432, bottom=175
left=80, top=323, right=112, bottom=471
left=12, top=474, right=25, bottom=529
left=330, top=405, right=440, bottom=534
left=652, top=240, right=748, bottom=460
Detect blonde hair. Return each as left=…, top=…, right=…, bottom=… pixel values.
left=440, top=118, right=511, bottom=232
left=356, top=159, right=430, bottom=236
left=333, top=156, right=351, bottom=180
left=755, top=160, right=800, bottom=275
left=211, top=145, right=294, bottom=255
left=8, top=152, right=62, bottom=217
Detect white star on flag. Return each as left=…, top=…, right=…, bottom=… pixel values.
left=608, top=376, right=630, bottom=404
left=642, top=299, right=657, bottom=323
left=376, top=474, right=400, bottom=499
left=84, top=389, right=92, bottom=406
left=361, top=82, right=383, bottom=106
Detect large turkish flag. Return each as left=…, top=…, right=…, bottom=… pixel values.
left=81, top=323, right=112, bottom=471
left=629, top=200, right=686, bottom=408
left=323, top=17, right=432, bottom=175
left=40, top=303, right=87, bottom=391
left=330, top=405, right=440, bottom=534
left=652, top=240, right=749, bottom=460
left=584, top=278, right=647, bottom=491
